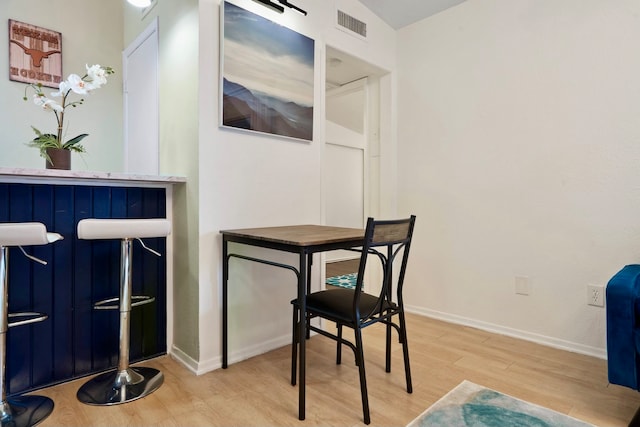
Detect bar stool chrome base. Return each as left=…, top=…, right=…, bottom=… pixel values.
left=0, top=223, right=62, bottom=427
left=0, top=395, right=54, bottom=427
left=76, top=367, right=163, bottom=406
left=76, top=218, right=171, bottom=407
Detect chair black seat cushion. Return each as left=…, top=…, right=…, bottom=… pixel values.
left=295, top=288, right=395, bottom=324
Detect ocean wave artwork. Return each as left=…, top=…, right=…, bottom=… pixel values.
left=221, top=1, right=314, bottom=141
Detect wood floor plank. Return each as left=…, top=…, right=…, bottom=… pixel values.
left=35, top=313, right=639, bottom=426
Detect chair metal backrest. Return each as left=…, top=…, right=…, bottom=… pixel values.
left=353, top=215, right=416, bottom=322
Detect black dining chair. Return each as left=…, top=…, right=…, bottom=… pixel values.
left=291, top=215, right=416, bottom=425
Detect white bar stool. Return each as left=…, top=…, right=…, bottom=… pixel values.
left=75, top=218, right=171, bottom=406
left=0, top=222, right=63, bottom=427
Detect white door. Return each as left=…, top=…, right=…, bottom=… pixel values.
left=123, top=18, right=159, bottom=175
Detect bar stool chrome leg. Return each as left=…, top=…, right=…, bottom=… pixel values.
left=0, top=246, right=53, bottom=427
left=76, top=238, right=163, bottom=405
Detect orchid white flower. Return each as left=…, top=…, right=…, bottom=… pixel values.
left=66, top=74, right=90, bottom=95
left=86, top=64, right=108, bottom=89
left=33, top=94, right=63, bottom=112
left=50, top=80, right=70, bottom=98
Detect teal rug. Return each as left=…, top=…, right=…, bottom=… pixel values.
left=407, top=380, right=594, bottom=427
left=325, top=272, right=357, bottom=289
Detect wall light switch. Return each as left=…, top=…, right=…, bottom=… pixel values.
left=515, top=276, right=530, bottom=296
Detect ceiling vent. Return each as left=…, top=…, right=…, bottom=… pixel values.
left=337, top=9, right=367, bottom=39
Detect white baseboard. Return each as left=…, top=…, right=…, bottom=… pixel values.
left=170, top=333, right=292, bottom=376
left=169, top=345, right=201, bottom=374
left=406, top=305, right=607, bottom=360
left=171, top=307, right=606, bottom=375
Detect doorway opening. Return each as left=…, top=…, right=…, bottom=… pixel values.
left=123, top=18, right=159, bottom=175
left=323, top=46, right=389, bottom=291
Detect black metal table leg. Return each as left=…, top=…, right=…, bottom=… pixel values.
left=298, top=250, right=307, bottom=420
left=629, top=406, right=640, bottom=427
left=222, top=236, right=229, bottom=369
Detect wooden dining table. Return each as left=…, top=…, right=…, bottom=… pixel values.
left=220, top=224, right=365, bottom=420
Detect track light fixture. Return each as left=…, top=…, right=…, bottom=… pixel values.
left=277, top=0, right=307, bottom=16
left=252, top=0, right=307, bottom=16
left=127, top=0, right=151, bottom=7
left=252, top=0, right=284, bottom=13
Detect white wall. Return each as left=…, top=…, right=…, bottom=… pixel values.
left=0, top=1, right=123, bottom=172
left=196, top=0, right=396, bottom=371
left=124, top=0, right=200, bottom=362
left=0, top=0, right=396, bottom=371
left=6, top=0, right=629, bottom=369
left=397, top=0, right=640, bottom=357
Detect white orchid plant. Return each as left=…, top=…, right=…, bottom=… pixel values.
left=23, top=64, right=114, bottom=162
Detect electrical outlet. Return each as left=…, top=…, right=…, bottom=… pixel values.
left=587, top=284, right=605, bottom=307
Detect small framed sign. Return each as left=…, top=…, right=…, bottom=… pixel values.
left=8, top=19, right=62, bottom=88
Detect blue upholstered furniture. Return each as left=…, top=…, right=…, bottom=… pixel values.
left=606, top=264, right=640, bottom=391
left=606, top=265, right=640, bottom=426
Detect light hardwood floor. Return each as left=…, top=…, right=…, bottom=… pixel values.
left=326, top=259, right=359, bottom=277
left=37, top=313, right=639, bottom=426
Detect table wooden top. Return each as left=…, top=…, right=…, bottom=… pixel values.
left=220, top=224, right=365, bottom=247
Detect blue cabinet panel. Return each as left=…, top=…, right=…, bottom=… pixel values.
left=73, top=186, right=93, bottom=376
left=32, top=185, right=55, bottom=387
left=0, top=183, right=167, bottom=395
left=53, top=186, right=75, bottom=382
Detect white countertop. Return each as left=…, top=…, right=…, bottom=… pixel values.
left=0, top=167, right=187, bottom=186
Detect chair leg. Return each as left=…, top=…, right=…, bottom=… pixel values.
left=336, top=324, right=342, bottom=365
left=629, top=405, right=640, bottom=426
left=398, top=310, right=413, bottom=393
left=385, top=316, right=392, bottom=373
left=291, top=305, right=298, bottom=386
left=354, top=327, right=371, bottom=425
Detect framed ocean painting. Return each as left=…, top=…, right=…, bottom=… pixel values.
left=220, top=1, right=314, bottom=141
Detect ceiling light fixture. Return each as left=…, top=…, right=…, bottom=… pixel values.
left=252, top=0, right=284, bottom=13
left=127, top=0, right=152, bottom=7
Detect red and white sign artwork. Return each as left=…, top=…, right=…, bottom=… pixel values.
left=8, top=19, right=62, bottom=88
